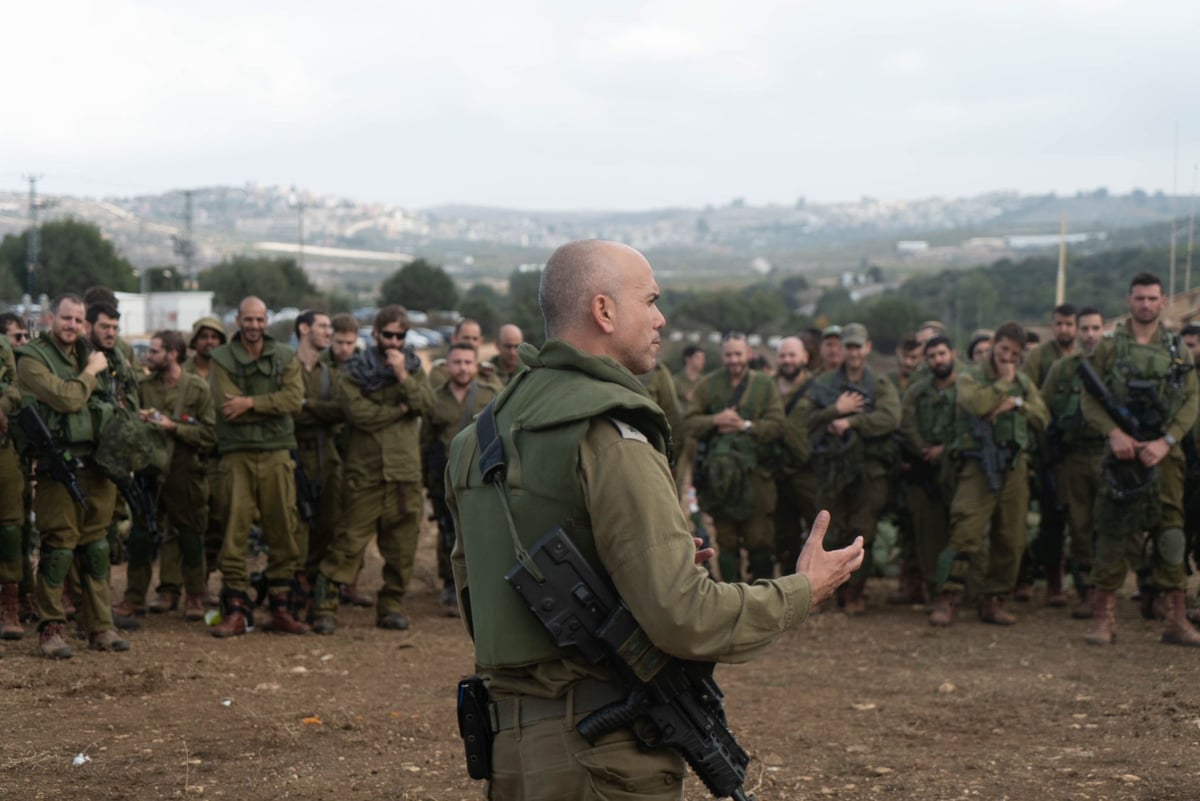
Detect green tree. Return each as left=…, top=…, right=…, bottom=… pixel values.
left=457, top=283, right=507, bottom=337
left=507, top=268, right=544, bottom=346
left=378, top=258, right=458, bottom=311
left=0, top=218, right=137, bottom=298
left=199, top=255, right=319, bottom=310
left=862, top=294, right=932, bottom=352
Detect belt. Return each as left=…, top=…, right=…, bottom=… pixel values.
left=488, top=679, right=625, bottom=733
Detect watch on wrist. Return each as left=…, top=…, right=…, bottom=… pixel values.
left=743, top=420, right=753, bottom=433
left=1165, top=433, right=1178, bottom=447
left=1013, top=396, right=1024, bottom=409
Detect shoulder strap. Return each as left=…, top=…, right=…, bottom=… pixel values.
left=727, top=375, right=750, bottom=409
left=474, top=401, right=544, bottom=581
left=784, top=386, right=806, bottom=416
left=456, top=381, right=479, bottom=434
left=319, top=360, right=332, bottom=400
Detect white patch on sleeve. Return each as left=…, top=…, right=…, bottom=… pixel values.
left=606, top=417, right=649, bottom=444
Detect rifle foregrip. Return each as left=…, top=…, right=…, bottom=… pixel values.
left=577, top=697, right=641, bottom=743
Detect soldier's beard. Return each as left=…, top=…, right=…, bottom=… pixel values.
left=778, top=365, right=802, bottom=381
left=932, top=364, right=954, bottom=379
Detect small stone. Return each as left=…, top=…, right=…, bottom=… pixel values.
left=938, top=682, right=956, bottom=694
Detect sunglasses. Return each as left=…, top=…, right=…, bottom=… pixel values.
left=378, top=330, right=405, bottom=341
left=8, top=332, right=28, bottom=342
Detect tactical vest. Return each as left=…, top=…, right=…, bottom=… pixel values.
left=211, top=336, right=297, bottom=452
left=953, top=364, right=1035, bottom=452
left=15, top=334, right=112, bottom=457
left=1106, top=324, right=1189, bottom=431
left=812, top=366, right=897, bottom=465
left=447, top=341, right=669, bottom=671
left=1045, top=353, right=1105, bottom=448
left=696, top=369, right=778, bottom=469
left=913, top=378, right=957, bottom=446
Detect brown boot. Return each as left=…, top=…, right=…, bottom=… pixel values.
left=211, top=594, right=252, bottom=638
left=1160, top=590, right=1200, bottom=647
left=1084, top=589, right=1117, bottom=645
left=929, top=591, right=959, bottom=626
left=1072, top=588, right=1096, bottom=620
left=88, top=629, right=131, bottom=652
left=1013, top=583, right=1034, bottom=603
left=1044, top=565, right=1068, bottom=607
left=339, top=583, right=374, bottom=607
left=843, top=583, right=866, bottom=617
left=979, top=596, right=1017, bottom=625
left=147, top=592, right=178, bottom=614
left=1, top=584, right=25, bottom=641
left=262, top=596, right=311, bottom=635
left=39, top=622, right=73, bottom=659
left=183, top=593, right=206, bottom=622
left=887, top=560, right=926, bottom=605
left=113, top=599, right=146, bottom=619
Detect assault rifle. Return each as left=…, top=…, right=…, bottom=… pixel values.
left=16, top=405, right=87, bottom=509
left=291, top=450, right=321, bottom=523
left=116, top=472, right=161, bottom=556
left=959, top=414, right=1015, bottom=493
left=1076, top=359, right=1148, bottom=440
left=507, top=528, right=755, bottom=801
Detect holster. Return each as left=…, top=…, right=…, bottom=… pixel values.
left=457, top=676, right=493, bottom=781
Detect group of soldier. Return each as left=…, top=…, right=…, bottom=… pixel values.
left=0, top=289, right=526, bottom=659
left=654, top=270, right=1200, bottom=648
left=2, top=267, right=1197, bottom=660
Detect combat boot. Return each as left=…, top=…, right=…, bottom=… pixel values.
left=842, top=583, right=866, bottom=617
left=147, top=592, right=178, bottom=614
left=887, top=559, right=925, bottom=605
left=979, top=596, right=1017, bottom=625
left=928, top=591, right=959, bottom=626
left=211, top=593, right=253, bottom=638
left=262, top=594, right=312, bottom=635
left=1, top=584, right=25, bottom=641
left=88, top=629, right=131, bottom=652
left=39, top=622, right=73, bottom=659
left=339, top=583, right=374, bottom=607
left=183, top=593, right=206, bottom=622
left=1044, top=564, right=1068, bottom=607
left=1139, top=588, right=1164, bottom=620
left=1072, top=588, right=1096, bottom=620
left=113, top=599, right=146, bottom=619
left=1084, top=589, right=1117, bottom=645
left=1160, top=590, right=1200, bottom=647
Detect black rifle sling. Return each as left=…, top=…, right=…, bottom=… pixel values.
left=474, top=401, right=543, bottom=580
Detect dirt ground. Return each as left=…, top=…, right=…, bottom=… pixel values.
left=3, top=516, right=1200, bottom=801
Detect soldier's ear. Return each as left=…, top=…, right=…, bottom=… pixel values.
left=591, top=294, right=617, bottom=334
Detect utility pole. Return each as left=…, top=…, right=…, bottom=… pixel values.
left=1170, top=122, right=1179, bottom=299
left=172, top=190, right=197, bottom=289
left=22, top=174, right=49, bottom=298
left=1055, top=213, right=1067, bottom=306
left=1187, top=164, right=1197, bottom=296
left=293, top=194, right=306, bottom=272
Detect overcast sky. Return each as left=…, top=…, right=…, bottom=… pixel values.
left=3, top=0, right=1198, bottom=210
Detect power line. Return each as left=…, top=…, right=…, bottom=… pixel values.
left=21, top=174, right=54, bottom=298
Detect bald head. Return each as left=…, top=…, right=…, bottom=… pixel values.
left=239, top=296, right=267, bottom=317
left=537, top=239, right=664, bottom=373
left=776, top=336, right=807, bottom=381
left=496, top=323, right=524, bottom=370
left=539, top=240, right=635, bottom=339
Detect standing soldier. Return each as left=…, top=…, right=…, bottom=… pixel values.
left=123, top=330, right=216, bottom=621
left=327, top=312, right=371, bottom=607
left=818, top=325, right=845, bottom=374
left=15, top=294, right=129, bottom=657
left=638, top=360, right=683, bottom=445
left=1081, top=273, right=1200, bottom=646
left=0, top=313, right=36, bottom=622
left=686, top=333, right=784, bottom=583
left=291, top=310, right=344, bottom=613
left=1039, top=307, right=1106, bottom=619
left=900, top=335, right=959, bottom=602
left=797, top=323, right=901, bottom=614
left=311, top=305, right=434, bottom=634
left=0, top=323, right=24, bottom=646
left=774, top=336, right=816, bottom=574
left=422, top=342, right=497, bottom=616
left=671, top=344, right=707, bottom=500
left=1018, top=304, right=1079, bottom=605
left=208, top=296, right=309, bottom=637
left=930, top=322, right=1049, bottom=627
left=490, top=323, right=525, bottom=387
left=886, top=335, right=925, bottom=604
left=179, top=316, right=227, bottom=609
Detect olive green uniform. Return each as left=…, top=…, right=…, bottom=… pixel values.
left=15, top=334, right=120, bottom=634
left=637, top=362, right=683, bottom=452
left=1040, top=353, right=1106, bottom=591
left=487, top=354, right=524, bottom=387
left=797, top=366, right=901, bottom=595
left=447, top=339, right=813, bottom=800
left=124, top=371, right=216, bottom=605
left=183, top=354, right=225, bottom=585
left=294, top=350, right=345, bottom=578
left=0, top=335, right=25, bottom=585
left=428, top=358, right=504, bottom=393
left=943, top=361, right=1049, bottom=598
left=900, top=374, right=957, bottom=594
left=671, top=367, right=704, bottom=499
left=423, top=379, right=497, bottom=587
left=1080, top=321, right=1198, bottom=593
left=775, top=376, right=818, bottom=574
left=685, top=369, right=785, bottom=582
left=314, top=349, right=434, bottom=623
left=210, top=333, right=305, bottom=609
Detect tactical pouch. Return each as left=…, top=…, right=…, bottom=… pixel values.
left=457, top=676, right=493, bottom=781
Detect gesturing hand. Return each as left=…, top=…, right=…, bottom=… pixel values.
left=795, top=510, right=864, bottom=605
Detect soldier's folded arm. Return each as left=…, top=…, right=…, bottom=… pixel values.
left=16, top=357, right=96, bottom=413
left=802, top=398, right=842, bottom=433
left=748, top=385, right=784, bottom=440
left=582, top=420, right=811, bottom=664
left=1019, top=380, right=1050, bottom=433
left=955, top=371, right=1009, bottom=418
left=682, top=382, right=718, bottom=439
left=173, top=383, right=217, bottom=451
left=400, top=372, right=435, bottom=417
left=244, top=356, right=304, bottom=417
left=849, top=379, right=901, bottom=437
left=339, top=380, right=409, bottom=430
